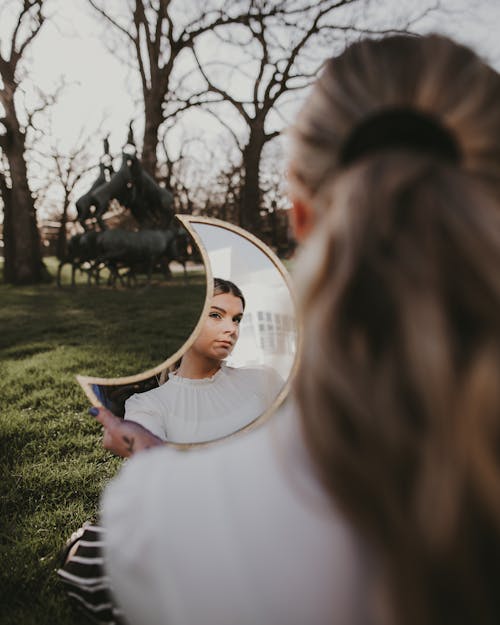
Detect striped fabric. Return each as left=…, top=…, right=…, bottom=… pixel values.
left=57, top=524, right=124, bottom=625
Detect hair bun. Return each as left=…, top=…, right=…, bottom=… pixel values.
left=339, top=108, right=461, bottom=167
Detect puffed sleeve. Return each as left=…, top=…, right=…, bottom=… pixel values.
left=124, top=393, right=167, bottom=440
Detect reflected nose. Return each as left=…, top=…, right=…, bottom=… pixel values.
left=223, top=319, right=238, bottom=337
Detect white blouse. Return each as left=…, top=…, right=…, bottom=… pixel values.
left=101, top=401, right=370, bottom=625
left=124, top=363, right=284, bottom=443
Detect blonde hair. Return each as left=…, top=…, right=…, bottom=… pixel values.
left=290, top=35, right=500, bottom=625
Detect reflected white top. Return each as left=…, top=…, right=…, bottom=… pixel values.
left=101, top=402, right=370, bottom=625
left=124, top=363, right=283, bottom=443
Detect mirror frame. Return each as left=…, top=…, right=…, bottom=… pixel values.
left=76, top=213, right=301, bottom=449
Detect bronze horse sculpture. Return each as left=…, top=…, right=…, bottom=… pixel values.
left=57, top=226, right=190, bottom=288
left=75, top=162, right=113, bottom=227
left=75, top=152, right=174, bottom=231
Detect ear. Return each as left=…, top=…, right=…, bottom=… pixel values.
left=290, top=197, right=315, bottom=242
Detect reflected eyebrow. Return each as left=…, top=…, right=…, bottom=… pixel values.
left=210, top=306, right=226, bottom=313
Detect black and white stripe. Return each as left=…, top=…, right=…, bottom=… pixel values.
left=57, top=524, right=124, bottom=625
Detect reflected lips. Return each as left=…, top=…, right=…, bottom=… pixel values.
left=217, top=340, right=233, bottom=349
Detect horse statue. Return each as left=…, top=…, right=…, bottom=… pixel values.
left=75, top=152, right=174, bottom=231
left=75, top=162, right=113, bottom=228
left=57, top=225, right=189, bottom=287
left=126, top=153, right=174, bottom=228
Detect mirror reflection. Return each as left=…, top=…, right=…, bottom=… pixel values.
left=78, top=216, right=298, bottom=445
left=189, top=221, right=296, bottom=382
left=61, top=221, right=207, bottom=380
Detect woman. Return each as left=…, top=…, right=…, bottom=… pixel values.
left=123, top=277, right=284, bottom=444
left=97, top=34, right=500, bottom=625
left=58, top=278, right=283, bottom=623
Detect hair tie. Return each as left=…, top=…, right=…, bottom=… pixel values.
left=339, top=108, right=461, bottom=167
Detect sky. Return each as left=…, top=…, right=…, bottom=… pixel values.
left=20, top=1, right=500, bottom=148
left=2, top=0, right=500, bottom=218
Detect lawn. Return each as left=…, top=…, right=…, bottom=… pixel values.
left=0, top=258, right=207, bottom=624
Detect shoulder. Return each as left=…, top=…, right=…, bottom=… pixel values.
left=223, top=364, right=285, bottom=400
left=224, top=364, right=284, bottom=385
left=124, top=383, right=171, bottom=410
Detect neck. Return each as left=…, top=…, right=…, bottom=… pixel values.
left=176, top=350, right=222, bottom=380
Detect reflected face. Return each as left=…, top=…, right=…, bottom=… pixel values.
left=190, top=292, right=244, bottom=361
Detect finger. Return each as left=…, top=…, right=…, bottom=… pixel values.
left=102, top=429, right=115, bottom=451
left=89, top=406, right=118, bottom=428
left=102, top=428, right=111, bottom=449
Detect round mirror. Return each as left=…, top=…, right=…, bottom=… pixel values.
left=77, top=215, right=299, bottom=447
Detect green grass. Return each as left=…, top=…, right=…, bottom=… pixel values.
left=0, top=258, right=206, bottom=624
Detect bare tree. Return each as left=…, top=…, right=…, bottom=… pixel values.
left=189, top=0, right=443, bottom=233
left=20, top=78, right=97, bottom=259
left=46, top=142, right=96, bottom=259
left=259, top=138, right=292, bottom=251
left=206, top=161, right=243, bottom=223
left=189, top=0, right=400, bottom=232
left=0, top=0, right=47, bottom=284
left=86, top=0, right=444, bottom=233
left=86, top=0, right=295, bottom=179
left=158, top=114, right=242, bottom=218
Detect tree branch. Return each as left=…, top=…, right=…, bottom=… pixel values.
left=134, top=0, right=155, bottom=82
left=87, top=0, right=135, bottom=42
left=202, top=107, right=244, bottom=151
left=191, top=45, right=250, bottom=122
left=263, top=2, right=336, bottom=107
left=14, top=2, right=45, bottom=60
left=250, top=15, right=268, bottom=110
left=163, top=89, right=222, bottom=118
left=264, top=129, right=280, bottom=143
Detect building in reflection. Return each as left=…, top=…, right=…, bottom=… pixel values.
left=226, top=283, right=296, bottom=379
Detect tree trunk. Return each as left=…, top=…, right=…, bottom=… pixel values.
left=141, top=94, right=163, bottom=179
left=0, top=172, right=13, bottom=281
left=241, top=129, right=265, bottom=235
left=56, top=198, right=69, bottom=260
left=2, top=106, right=43, bottom=285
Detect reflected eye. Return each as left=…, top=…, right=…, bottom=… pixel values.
left=234, top=316, right=242, bottom=324
left=209, top=312, right=222, bottom=320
